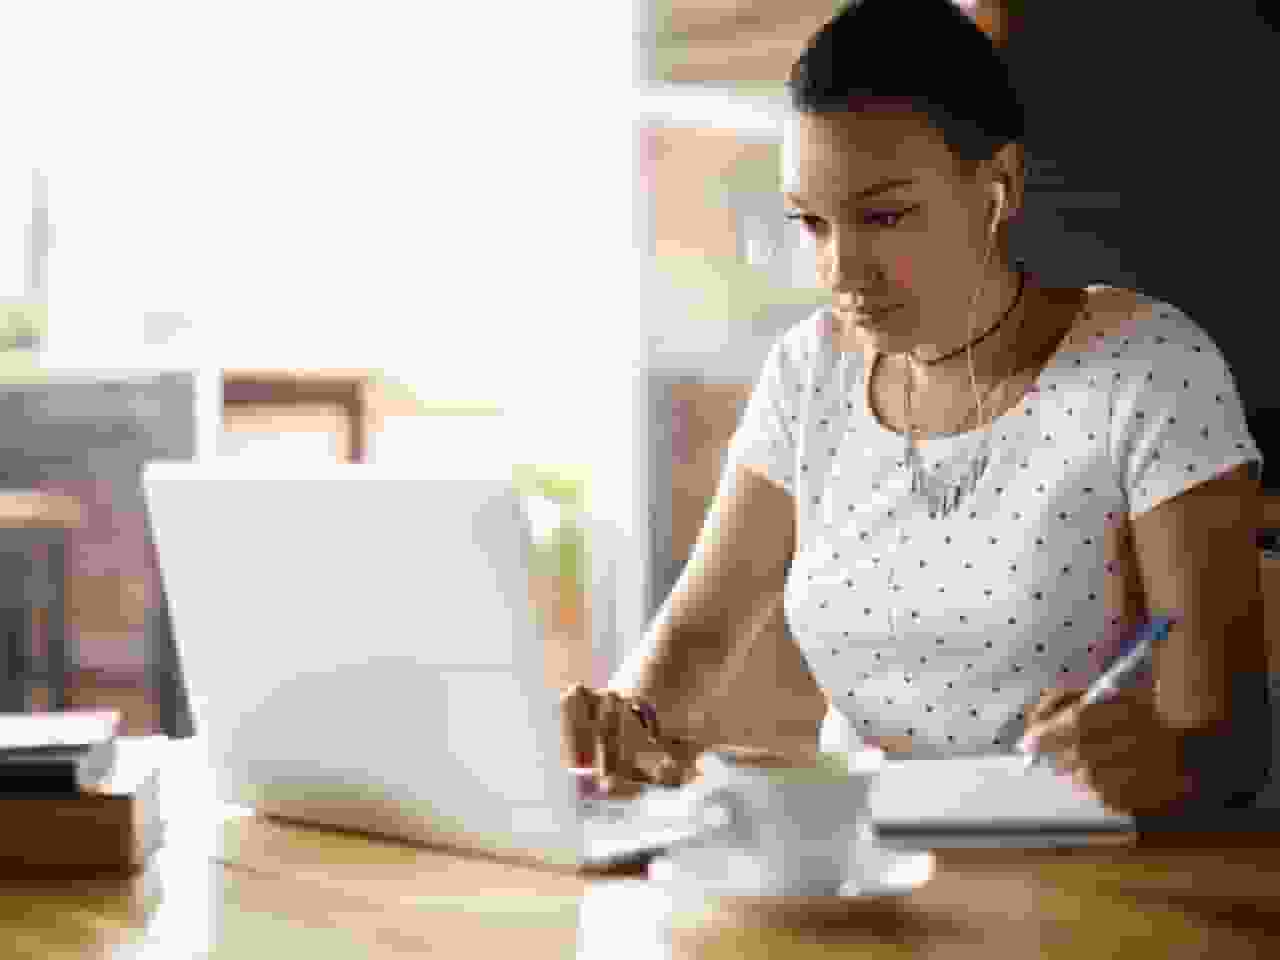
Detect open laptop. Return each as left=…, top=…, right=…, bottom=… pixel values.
left=142, top=461, right=704, bottom=872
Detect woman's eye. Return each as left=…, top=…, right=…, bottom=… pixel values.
left=785, top=213, right=825, bottom=231
left=784, top=209, right=911, bottom=231
left=867, top=210, right=908, bottom=228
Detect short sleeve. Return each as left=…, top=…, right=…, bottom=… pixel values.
left=1109, top=304, right=1263, bottom=519
left=724, top=330, right=806, bottom=497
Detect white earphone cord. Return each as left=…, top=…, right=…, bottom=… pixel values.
left=903, top=179, right=1012, bottom=513
left=887, top=180, right=1011, bottom=680
left=969, top=181, right=1008, bottom=430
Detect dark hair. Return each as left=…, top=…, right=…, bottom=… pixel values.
left=785, top=0, right=1026, bottom=180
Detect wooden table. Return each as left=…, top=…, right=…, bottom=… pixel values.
left=4, top=739, right=1280, bottom=958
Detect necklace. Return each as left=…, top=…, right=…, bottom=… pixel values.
left=876, top=261, right=1030, bottom=716
left=909, top=296, right=1011, bottom=366
left=902, top=260, right=1027, bottom=519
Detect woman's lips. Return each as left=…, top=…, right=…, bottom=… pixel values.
left=847, top=305, right=901, bottom=324
left=839, top=303, right=899, bottom=314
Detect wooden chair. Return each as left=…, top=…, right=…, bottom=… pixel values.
left=0, top=490, right=85, bottom=712
left=1255, top=549, right=1280, bottom=806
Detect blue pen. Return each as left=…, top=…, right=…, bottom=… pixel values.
left=1017, top=615, right=1175, bottom=774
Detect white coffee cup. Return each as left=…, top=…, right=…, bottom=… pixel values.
left=673, top=747, right=883, bottom=896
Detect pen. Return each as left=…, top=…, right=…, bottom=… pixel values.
left=1017, top=615, right=1175, bottom=774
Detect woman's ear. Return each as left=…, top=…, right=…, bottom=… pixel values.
left=990, top=142, right=1025, bottom=217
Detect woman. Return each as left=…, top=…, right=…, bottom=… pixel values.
left=563, top=0, right=1272, bottom=815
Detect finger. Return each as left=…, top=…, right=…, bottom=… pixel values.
left=1069, top=695, right=1160, bottom=742
left=1051, top=738, right=1112, bottom=776
left=619, top=697, right=661, bottom=750
left=1032, top=702, right=1148, bottom=759
left=560, top=684, right=600, bottom=769
left=1024, top=691, right=1085, bottom=742
left=620, top=739, right=692, bottom=789
left=1024, top=703, right=1085, bottom=755
left=599, top=694, right=653, bottom=778
left=599, top=773, right=647, bottom=799
left=1082, top=765, right=1128, bottom=808
left=654, top=739, right=706, bottom=786
left=657, top=735, right=707, bottom=782
left=1076, top=731, right=1144, bottom=771
left=668, top=736, right=706, bottom=769
left=1024, top=702, right=1071, bottom=739
left=632, top=699, right=662, bottom=743
left=1032, top=685, right=1156, bottom=740
left=652, top=756, right=684, bottom=787
left=712, top=744, right=805, bottom=768
left=1026, top=688, right=1084, bottom=727
left=598, top=692, right=626, bottom=780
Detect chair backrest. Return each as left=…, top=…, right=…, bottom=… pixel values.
left=1254, top=551, right=1280, bottom=807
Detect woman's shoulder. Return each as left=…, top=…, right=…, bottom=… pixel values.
left=1065, top=286, right=1236, bottom=399
left=1070, top=284, right=1200, bottom=350
left=1080, top=284, right=1156, bottom=335
left=765, top=305, right=845, bottom=374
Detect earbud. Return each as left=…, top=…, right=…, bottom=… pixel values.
left=990, top=180, right=1007, bottom=234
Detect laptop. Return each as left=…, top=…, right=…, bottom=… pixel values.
left=142, top=461, right=705, bottom=872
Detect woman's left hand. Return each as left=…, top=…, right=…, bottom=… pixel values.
left=1020, top=688, right=1200, bottom=815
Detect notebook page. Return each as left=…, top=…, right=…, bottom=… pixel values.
left=869, top=753, right=1135, bottom=828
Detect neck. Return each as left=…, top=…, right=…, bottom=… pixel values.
left=903, top=262, right=1039, bottom=392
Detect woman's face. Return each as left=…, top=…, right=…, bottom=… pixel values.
left=782, top=102, right=1020, bottom=355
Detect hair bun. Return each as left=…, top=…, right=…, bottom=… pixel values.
left=787, top=0, right=1025, bottom=167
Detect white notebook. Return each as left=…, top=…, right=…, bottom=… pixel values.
left=869, top=753, right=1136, bottom=834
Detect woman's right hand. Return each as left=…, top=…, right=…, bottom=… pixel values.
left=1025, top=688, right=1086, bottom=732
left=559, top=684, right=704, bottom=798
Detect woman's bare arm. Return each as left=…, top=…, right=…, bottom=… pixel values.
left=609, top=462, right=797, bottom=740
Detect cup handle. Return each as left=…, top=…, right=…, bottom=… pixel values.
left=695, top=787, right=755, bottom=849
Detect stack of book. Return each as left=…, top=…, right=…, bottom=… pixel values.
left=0, top=709, right=167, bottom=871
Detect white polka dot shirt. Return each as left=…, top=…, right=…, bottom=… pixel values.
left=725, top=293, right=1264, bottom=759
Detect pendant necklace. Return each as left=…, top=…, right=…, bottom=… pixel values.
left=902, top=260, right=1027, bottom=520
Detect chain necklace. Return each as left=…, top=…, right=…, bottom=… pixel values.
left=902, top=260, right=1027, bottom=520
left=879, top=260, right=1028, bottom=684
